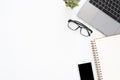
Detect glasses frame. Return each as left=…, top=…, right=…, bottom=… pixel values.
left=68, top=19, right=93, bottom=37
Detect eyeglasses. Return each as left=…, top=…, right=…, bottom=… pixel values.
left=68, top=19, right=93, bottom=37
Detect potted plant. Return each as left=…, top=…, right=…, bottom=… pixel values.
left=64, top=0, right=80, bottom=9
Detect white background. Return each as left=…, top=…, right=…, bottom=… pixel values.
left=0, top=0, right=104, bottom=80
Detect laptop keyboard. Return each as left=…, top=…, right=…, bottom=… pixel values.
left=89, top=0, right=120, bottom=23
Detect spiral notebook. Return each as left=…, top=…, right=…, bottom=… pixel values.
left=91, top=34, right=120, bottom=80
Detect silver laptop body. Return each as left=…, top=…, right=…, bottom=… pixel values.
left=77, top=0, right=120, bottom=36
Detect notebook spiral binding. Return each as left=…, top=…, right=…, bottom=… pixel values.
left=91, top=41, right=103, bottom=80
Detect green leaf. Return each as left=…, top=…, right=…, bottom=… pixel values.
left=64, top=0, right=80, bottom=9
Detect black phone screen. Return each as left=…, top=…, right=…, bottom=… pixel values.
left=78, top=63, right=94, bottom=80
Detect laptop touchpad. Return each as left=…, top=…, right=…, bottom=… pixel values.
left=91, top=11, right=120, bottom=36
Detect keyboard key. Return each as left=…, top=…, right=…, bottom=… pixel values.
left=89, top=0, right=120, bottom=23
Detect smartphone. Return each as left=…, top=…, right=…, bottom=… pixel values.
left=78, top=62, right=94, bottom=80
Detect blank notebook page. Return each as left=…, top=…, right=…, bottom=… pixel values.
left=95, top=35, right=120, bottom=80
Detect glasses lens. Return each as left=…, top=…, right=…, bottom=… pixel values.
left=80, top=28, right=90, bottom=37
left=68, top=22, right=79, bottom=31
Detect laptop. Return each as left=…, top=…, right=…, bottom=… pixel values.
left=77, top=0, right=120, bottom=36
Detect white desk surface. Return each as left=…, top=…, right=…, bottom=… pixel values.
left=0, top=0, right=104, bottom=80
